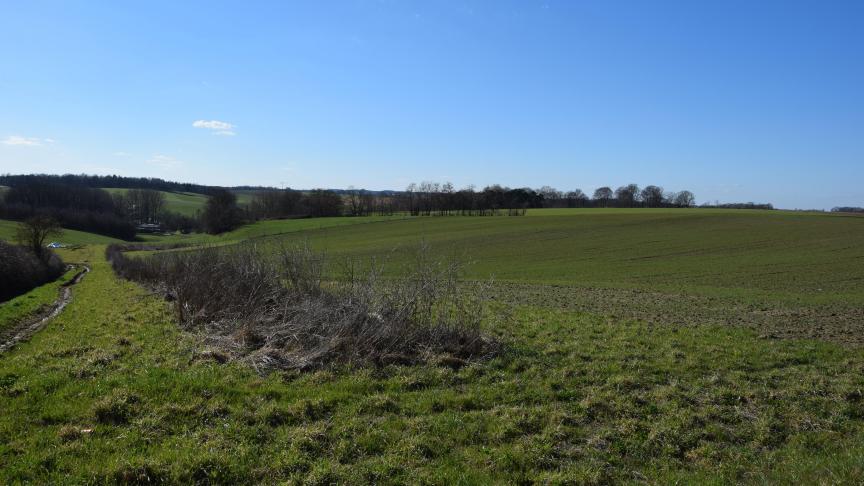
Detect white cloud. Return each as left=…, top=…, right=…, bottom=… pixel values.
left=193, top=120, right=236, bottom=136
left=2, top=135, right=54, bottom=146
left=146, top=154, right=183, bottom=169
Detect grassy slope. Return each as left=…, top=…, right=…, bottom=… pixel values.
left=103, top=188, right=208, bottom=217
left=248, top=209, right=864, bottom=306
left=1, top=246, right=863, bottom=483
left=104, top=188, right=259, bottom=217
left=140, top=215, right=413, bottom=245
left=0, top=220, right=120, bottom=245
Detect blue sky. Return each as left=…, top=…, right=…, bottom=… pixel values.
left=1, top=1, right=862, bottom=209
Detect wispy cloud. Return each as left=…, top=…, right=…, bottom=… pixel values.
left=146, top=154, right=183, bottom=169
left=193, top=119, right=236, bottom=136
left=2, top=135, right=55, bottom=146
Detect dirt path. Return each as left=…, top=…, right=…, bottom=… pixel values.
left=0, top=265, right=90, bottom=354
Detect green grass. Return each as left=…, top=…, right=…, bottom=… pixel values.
left=231, top=189, right=260, bottom=206
left=242, top=209, right=864, bottom=306
left=0, top=220, right=120, bottom=245
left=0, top=267, right=75, bottom=335
left=103, top=188, right=262, bottom=217
left=1, top=246, right=863, bottom=483
left=103, top=188, right=209, bottom=217
left=140, top=215, right=413, bottom=244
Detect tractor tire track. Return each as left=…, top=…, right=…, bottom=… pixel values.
left=0, top=265, right=90, bottom=354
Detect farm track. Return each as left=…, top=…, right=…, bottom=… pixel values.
left=0, top=265, right=90, bottom=354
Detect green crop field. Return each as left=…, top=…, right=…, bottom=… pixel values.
left=250, top=209, right=864, bottom=304
left=2, top=210, right=864, bottom=483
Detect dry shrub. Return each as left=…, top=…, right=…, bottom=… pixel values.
left=107, top=242, right=500, bottom=372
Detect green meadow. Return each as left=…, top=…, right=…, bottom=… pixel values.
left=103, top=188, right=256, bottom=217
left=103, top=188, right=211, bottom=217
left=0, top=220, right=120, bottom=246
left=1, top=209, right=863, bottom=483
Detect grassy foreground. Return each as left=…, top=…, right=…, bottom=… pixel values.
left=1, top=246, right=864, bottom=483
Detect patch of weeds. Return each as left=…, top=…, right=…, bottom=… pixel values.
left=260, top=399, right=333, bottom=428
left=57, top=425, right=81, bottom=443
left=109, top=461, right=172, bottom=485
left=0, top=373, right=18, bottom=392
left=357, top=394, right=400, bottom=415
left=293, top=424, right=331, bottom=455
left=92, top=390, right=140, bottom=425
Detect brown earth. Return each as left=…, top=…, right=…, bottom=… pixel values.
left=488, top=282, right=864, bottom=347
left=0, top=265, right=89, bottom=354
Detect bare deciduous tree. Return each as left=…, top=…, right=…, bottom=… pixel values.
left=16, top=215, right=62, bottom=260
left=593, top=187, right=613, bottom=207
left=615, top=184, right=640, bottom=207
left=674, top=190, right=696, bottom=207
left=640, top=185, right=664, bottom=208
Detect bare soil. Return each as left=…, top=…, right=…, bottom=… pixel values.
left=489, top=282, right=864, bottom=346
left=0, top=265, right=89, bottom=354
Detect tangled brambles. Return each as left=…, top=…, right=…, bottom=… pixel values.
left=107, top=242, right=501, bottom=372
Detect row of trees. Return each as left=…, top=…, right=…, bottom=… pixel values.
left=0, top=177, right=137, bottom=239
left=113, top=188, right=165, bottom=224
left=394, top=182, right=697, bottom=215
left=0, top=173, right=269, bottom=197
left=247, top=189, right=361, bottom=220
left=8, top=174, right=792, bottom=238
left=242, top=182, right=698, bottom=227
left=0, top=176, right=203, bottom=239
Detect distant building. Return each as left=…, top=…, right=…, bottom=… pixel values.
left=135, top=223, right=165, bottom=234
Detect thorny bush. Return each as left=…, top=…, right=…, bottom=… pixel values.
left=106, top=242, right=501, bottom=372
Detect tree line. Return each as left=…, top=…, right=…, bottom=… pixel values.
left=0, top=176, right=137, bottom=239
left=385, top=182, right=696, bottom=215
left=0, top=173, right=268, bottom=197
left=5, top=173, right=799, bottom=238
left=244, top=182, right=698, bottom=223
left=0, top=176, right=198, bottom=239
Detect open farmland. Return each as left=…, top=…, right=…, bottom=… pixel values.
left=1, top=210, right=864, bottom=483
left=254, top=209, right=864, bottom=304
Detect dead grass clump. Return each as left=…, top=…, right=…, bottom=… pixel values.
left=107, top=242, right=501, bottom=372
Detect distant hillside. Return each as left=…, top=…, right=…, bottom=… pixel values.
left=0, top=174, right=272, bottom=196
left=103, top=188, right=256, bottom=217
left=102, top=188, right=208, bottom=217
